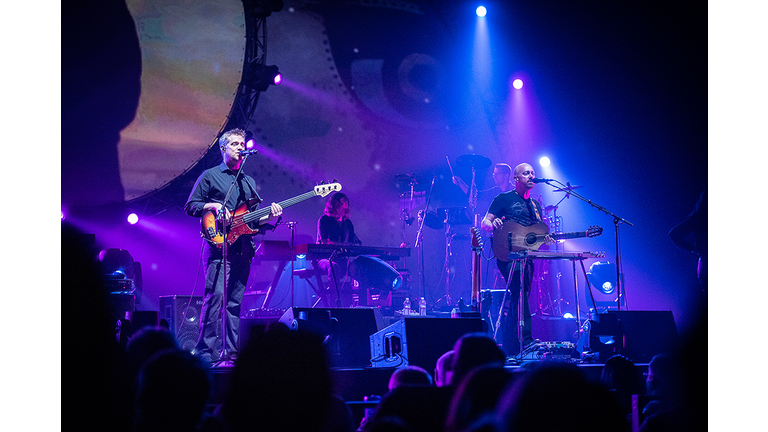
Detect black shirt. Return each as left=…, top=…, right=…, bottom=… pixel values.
left=185, top=162, right=261, bottom=255
left=487, top=190, right=543, bottom=227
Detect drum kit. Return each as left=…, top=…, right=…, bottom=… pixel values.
left=395, top=154, right=584, bottom=316
left=395, top=154, right=492, bottom=309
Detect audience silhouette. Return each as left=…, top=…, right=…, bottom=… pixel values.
left=218, top=322, right=350, bottom=432
left=62, top=222, right=133, bottom=432
left=434, top=350, right=455, bottom=387
left=388, top=366, right=434, bottom=391
left=600, top=354, right=645, bottom=421
left=450, top=332, right=506, bottom=389
left=133, top=348, right=211, bottom=432
left=496, top=361, right=628, bottom=432
left=444, top=365, right=515, bottom=432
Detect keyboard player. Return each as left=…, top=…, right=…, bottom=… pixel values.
left=316, top=192, right=362, bottom=307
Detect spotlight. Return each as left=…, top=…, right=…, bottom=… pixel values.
left=349, top=255, right=403, bottom=291
left=244, top=63, right=282, bottom=92
left=587, top=261, right=617, bottom=295
left=513, top=78, right=524, bottom=89
left=476, top=6, right=487, bottom=17
left=127, top=213, right=139, bottom=225
left=245, top=131, right=256, bottom=149
left=539, top=156, right=551, bottom=167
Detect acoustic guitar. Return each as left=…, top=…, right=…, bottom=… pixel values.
left=201, top=182, right=342, bottom=247
left=492, top=221, right=602, bottom=262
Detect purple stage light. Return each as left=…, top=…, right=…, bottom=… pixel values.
left=539, top=156, right=551, bottom=167
left=127, top=213, right=139, bottom=225
left=273, top=73, right=283, bottom=86
left=513, top=78, right=524, bottom=89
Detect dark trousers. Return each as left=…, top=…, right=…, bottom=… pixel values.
left=496, top=259, right=534, bottom=356
left=195, top=249, right=251, bottom=360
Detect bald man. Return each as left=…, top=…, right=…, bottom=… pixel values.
left=481, top=163, right=552, bottom=356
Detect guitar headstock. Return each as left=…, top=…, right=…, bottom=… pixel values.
left=470, top=227, right=483, bottom=249
left=314, top=182, right=342, bottom=197
left=586, top=225, right=603, bottom=238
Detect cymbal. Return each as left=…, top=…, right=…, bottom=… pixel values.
left=552, top=183, right=581, bottom=192
left=455, top=154, right=492, bottom=170
left=395, top=173, right=422, bottom=184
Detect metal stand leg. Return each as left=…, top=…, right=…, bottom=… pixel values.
left=518, top=258, right=527, bottom=356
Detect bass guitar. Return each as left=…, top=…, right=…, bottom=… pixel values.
left=492, top=221, right=602, bottom=262
left=201, top=182, right=342, bottom=247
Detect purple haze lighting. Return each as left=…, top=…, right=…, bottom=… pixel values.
left=513, top=78, right=524, bottom=89
left=127, top=213, right=139, bottom=225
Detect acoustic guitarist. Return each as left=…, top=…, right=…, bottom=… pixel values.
left=480, top=162, right=554, bottom=357
left=184, top=128, right=282, bottom=364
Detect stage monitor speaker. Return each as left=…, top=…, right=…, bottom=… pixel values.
left=370, top=317, right=485, bottom=373
left=239, top=309, right=285, bottom=353
left=159, top=295, right=203, bottom=353
left=279, top=307, right=384, bottom=368
left=578, top=310, right=680, bottom=363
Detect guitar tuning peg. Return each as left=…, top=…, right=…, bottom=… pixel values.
left=332, top=178, right=337, bottom=183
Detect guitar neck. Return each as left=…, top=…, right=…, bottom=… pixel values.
left=551, top=231, right=588, bottom=241
left=242, top=190, right=318, bottom=224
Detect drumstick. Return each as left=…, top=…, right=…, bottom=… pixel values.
left=446, top=156, right=455, bottom=177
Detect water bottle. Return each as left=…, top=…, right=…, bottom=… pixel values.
left=403, top=297, right=411, bottom=316
left=419, top=297, right=427, bottom=316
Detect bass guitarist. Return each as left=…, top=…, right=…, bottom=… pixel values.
left=184, top=128, right=282, bottom=364
left=481, top=162, right=553, bottom=357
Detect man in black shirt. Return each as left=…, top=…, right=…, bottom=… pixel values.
left=481, top=162, right=552, bottom=356
left=185, top=128, right=282, bottom=364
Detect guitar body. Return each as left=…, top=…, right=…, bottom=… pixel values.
left=492, top=221, right=603, bottom=262
left=201, top=200, right=261, bottom=247
left=200, top=183, right=342, bottom=247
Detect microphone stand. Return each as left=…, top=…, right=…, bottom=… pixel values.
left=213, top=153, right=253, bottom=368
left=537, top=179, right=633, bottom=312
left=414, top=174, right=437, bottom=301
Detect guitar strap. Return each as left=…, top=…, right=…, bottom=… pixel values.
left=527, top=198, right=542, bottom=224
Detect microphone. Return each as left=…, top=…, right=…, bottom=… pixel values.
left=532, top=178, right=554, bottom=183
left=239, top=149, right=258, bottom=156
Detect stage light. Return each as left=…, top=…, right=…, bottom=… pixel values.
left=349, top=255, right=403, bottom=291
left=563, top=312, right=574, bottom=319
left=245, top=131, right=256, bottom=149
left=244, top=63, right=282, bottom=92
left=539, top=156, right=551, bottom=167
left=476, top=6, right=487, bottom=17
left=513, top=78, right=524, bottom=89
left=248, top=0, right=284, bottom=18
left=61, top=210, right=66, bottom=221
left=127, top=213, right=139, bottom=225
left=587, top=261, right=617, bottom=295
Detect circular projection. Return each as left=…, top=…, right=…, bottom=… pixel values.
left=119, top=0, right=246, bottom=200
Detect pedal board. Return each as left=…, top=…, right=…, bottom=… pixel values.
left=516, top=340, right=576, bottom=362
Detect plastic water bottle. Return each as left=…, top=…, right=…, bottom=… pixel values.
left=403, top=297, right=411, bottom=316
left=419, top=297, right=427, bottom=316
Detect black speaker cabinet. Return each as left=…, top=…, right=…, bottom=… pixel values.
left=370, top=317, right=485, bottom=373
left=159, top=295, right=203, bottom=353
left=578, top=310, right=680, bottom=363
left=279, top=307, right=385, bottom=368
